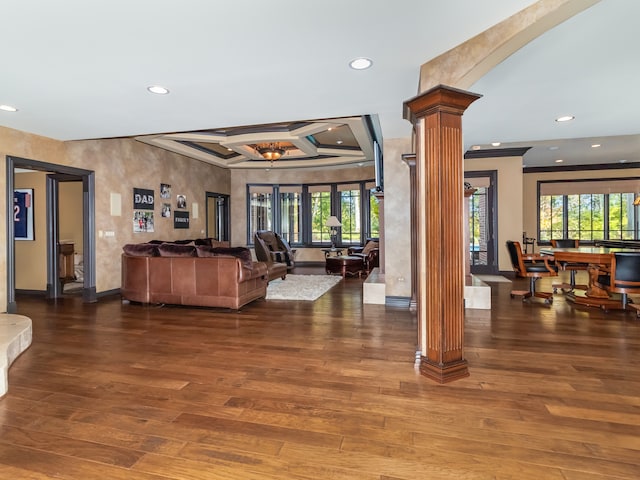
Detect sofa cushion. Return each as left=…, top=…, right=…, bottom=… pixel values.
left=123, top=243, right=158, bottom=257
left=196, top=246, right=253, bottom=268
left=157, top=244, right=197, bottom=257
left=194, top=238, right=230, bottom=248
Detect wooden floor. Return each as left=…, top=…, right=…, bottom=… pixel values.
left=2, top=269, right=640, bottom=479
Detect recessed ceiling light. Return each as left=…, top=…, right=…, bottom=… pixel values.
left=147, top=85, right=170, bottom=95
left=349, top=57, right=372, bottom=70
left=227, top=147, right=233, bottom=151
left=358, top=162, right=364, bottom=167
left=471, top=145, right=482, bottom=150
left=619, top=159, right=628, bottom=163
left=555, top=159, right=564, bottom=163
left=0, top=104, right=18, bottom=112
left=555, top=115, right=575, bottom=122
left=491, top=142, right=501, bottom=147
left=548, top=146, right=559, bottom=151
left=336, top=140, right=344, bottom=145
left=591, top=144, right=601, bottom=148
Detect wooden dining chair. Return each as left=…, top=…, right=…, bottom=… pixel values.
left=594, top=252, right=640, bottom=312
left=550, top=239, right=588, bottom=292
left=506, top=240, right=558, bottom=304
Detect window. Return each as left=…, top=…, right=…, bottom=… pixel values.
left=247, top=180, right=377, bottom=246
left=538, top=179, right=640, bottom=242
left=339, top=184, right=361, bottom=245
left=280, top=186, right=302, bottom=244
left=248, top=186, right=272, bottom=235
left=309, top=186, right=332, bottom=243
left=369, top=186, right=380, bottom=239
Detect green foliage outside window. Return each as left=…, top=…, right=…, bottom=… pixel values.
left=540, top=192, right=637, bottom=241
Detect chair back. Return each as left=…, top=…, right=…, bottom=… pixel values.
left=610, top=253, right=640, bottom=292
left=551, top=239, right=578, bottom=248
left=505, top=240, right=524, bottom=275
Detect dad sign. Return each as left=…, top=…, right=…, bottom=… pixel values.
left=133, top=188, right=154, bottom=210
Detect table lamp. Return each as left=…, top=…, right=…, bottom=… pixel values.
left=326, top=216, right=342, bottom=250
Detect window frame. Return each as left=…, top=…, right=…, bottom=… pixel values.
left=537, top=178, right=640, bottom=244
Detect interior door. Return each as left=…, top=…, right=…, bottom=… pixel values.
left=465, top=171, right=498, bottom=275
left=206, top=192, right=230, bottom=242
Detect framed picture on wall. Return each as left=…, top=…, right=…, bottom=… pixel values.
left=14, top=188, right=34, bottom=241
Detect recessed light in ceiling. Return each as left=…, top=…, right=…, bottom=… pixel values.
left=336, top=140, right=344, bottom=145
left=471, top=145, right=482, bottom=150
left=349, top=57, right=373, bottom=70
left=555, top=159, right=564, bottom=163
left=555, top=115, right=575, bottom=122
left=591, top=144, right=601, bottom=148
left=147, top=85, right=170, bottom=95
left=619, top=159, right=628, bottom=163
left=491, top=142, right=501, bottom=147
left=0, top=104, right=18, bottom=112
left=548, top=146, right=559, bottom=151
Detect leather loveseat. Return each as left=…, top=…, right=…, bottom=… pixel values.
left=121, top=243, right=268, bottom=309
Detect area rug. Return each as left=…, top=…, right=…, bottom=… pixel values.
left=266, top=274, right=342, bottom=301
left=474, top=274, right=512, bottom=283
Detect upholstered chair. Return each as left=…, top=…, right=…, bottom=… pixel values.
left=550, top=238, right=587, bottom=292
left=594, top=252, right=640, bottom=311
left=506, top=240, right=558, bottom=303
left=254, top=230, right=295, bottom=270
left=347, top=239, right=379, bottom=273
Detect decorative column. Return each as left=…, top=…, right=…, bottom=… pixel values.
left=403, top=85, right=481, bottom=383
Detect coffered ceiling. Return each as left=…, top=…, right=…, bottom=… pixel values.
left=1, top=1, right=638, bottom=170
left=136, top=115, right=379, bottom=169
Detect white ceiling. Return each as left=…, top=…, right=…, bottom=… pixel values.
left=1, top=1, right=637, bottom=169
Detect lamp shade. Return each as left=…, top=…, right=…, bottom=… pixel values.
left=326, top=216, right=342, bottom=227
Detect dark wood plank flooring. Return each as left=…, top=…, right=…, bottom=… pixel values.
left=1, top=269, right=640, bottom=479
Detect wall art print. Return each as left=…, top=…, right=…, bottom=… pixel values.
left=133, top=210, right=154, bottom=233
left=14, top=188, right=34, bottom=241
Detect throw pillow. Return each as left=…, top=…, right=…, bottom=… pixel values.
left=362, top=241, right=379, bottom=255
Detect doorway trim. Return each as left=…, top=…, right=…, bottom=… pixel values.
left=6, top=156, right=96, bottom=312
left=205, top=192, right=230, bottom=242
left=464, top=170, right=498, bottom=275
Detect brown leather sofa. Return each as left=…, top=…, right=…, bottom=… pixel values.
left=121, top=243, right=268, bottom=309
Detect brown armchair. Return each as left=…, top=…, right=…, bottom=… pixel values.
left=347, top=238, right=379, bottom=273
left=254, top=231, right=294, bottom=281
left=506, top=240, right=557, bottom=303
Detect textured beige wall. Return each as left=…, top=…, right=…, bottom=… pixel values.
left=523, top=167, right=640, bottom=242
left=380, top=138, right=412, bottom=298
left=59, top=181, right=84, bottom=254
left=14, top=171, right=48, bottom=290
left=65, top=138, right=230, bottom=292
left=464, top=156, right=523, bottom=271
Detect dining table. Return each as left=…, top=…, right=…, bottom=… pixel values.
left=539, top=246, right=638, bottom=309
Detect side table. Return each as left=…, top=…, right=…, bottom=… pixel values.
left=321, top=248, right=344, bottom=258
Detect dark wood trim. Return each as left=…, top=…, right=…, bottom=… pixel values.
left=464, top=147, right=531, bottom=159
left=524, top=161, right=640, bottom=173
